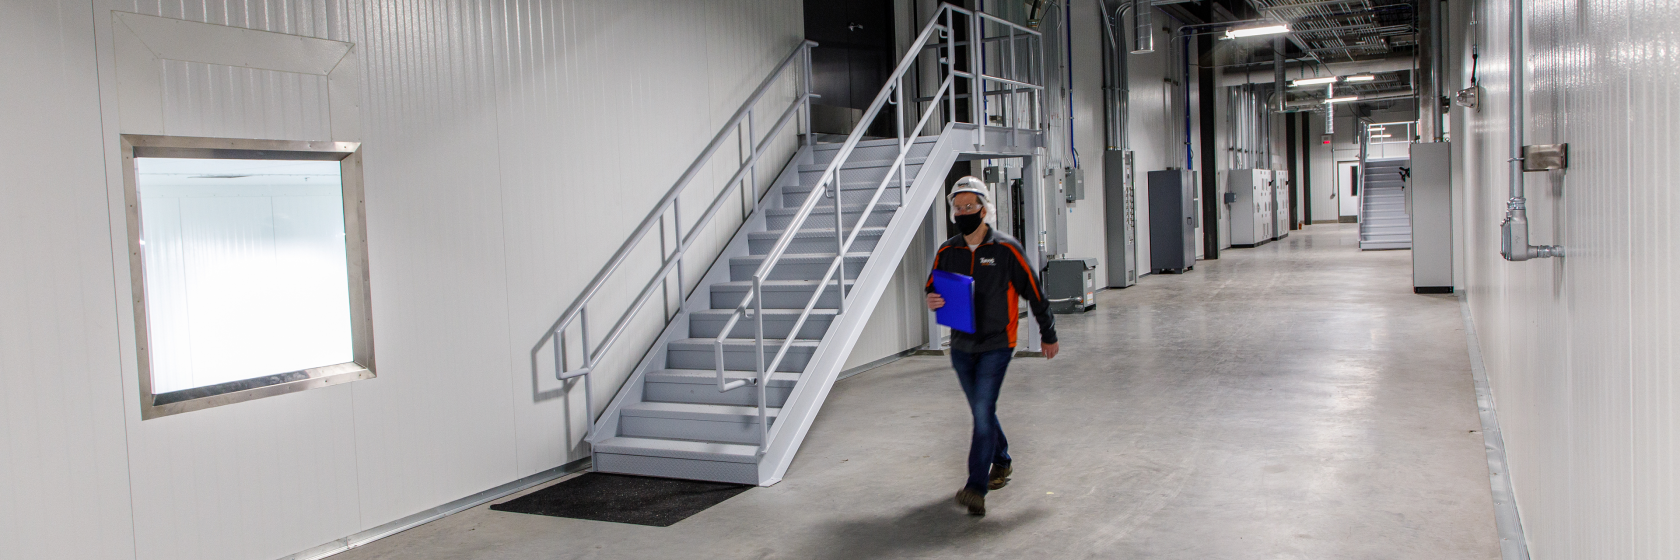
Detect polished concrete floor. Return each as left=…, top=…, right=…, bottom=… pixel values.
left=338, top=224, right=1500, bottom=559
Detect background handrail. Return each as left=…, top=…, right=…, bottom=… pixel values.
left=532, top=40, right=819, bottom=442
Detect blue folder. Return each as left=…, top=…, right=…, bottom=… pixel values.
left=930, top=270, right=976, bottom=333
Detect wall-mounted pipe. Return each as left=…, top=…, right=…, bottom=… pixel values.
left=1100, top=1, right=1134, bottom=151
left=1500, top=0, right=1563, bottom=261
left=1429, top=0, right=1444, bottom=142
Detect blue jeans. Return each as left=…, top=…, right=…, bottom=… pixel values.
left=950, top=347, right=1013, bottom=494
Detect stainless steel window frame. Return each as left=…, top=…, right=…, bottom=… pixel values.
left=120, top=135, right=375, bottom=420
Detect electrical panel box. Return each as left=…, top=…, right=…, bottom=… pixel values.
left=1271, top=170, right=1291, bottom=240
left=1065, top=167, right=1085, bottom=202
left=1148, top=169, right=1196, bottom=273
left=1103, top=150, right=1138, bottom=288
left=1228, top=169, right=1274, bottom=248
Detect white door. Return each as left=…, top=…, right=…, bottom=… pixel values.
left=1336, top=161, right=1360, bottom=219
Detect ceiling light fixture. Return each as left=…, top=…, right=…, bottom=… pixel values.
left=1343, top=75, right=1377, bottom=82
left=1325, top=96, right=1360, bottom=103
left=1225, top=24, right=1290, bottom=39
left=1370, top=134, right=1392, bottom=138
left=1291, top=76, right=1338, bottom=86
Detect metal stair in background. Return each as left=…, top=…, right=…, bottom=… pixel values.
left=1359, top=157, right=1411, bottom=250
left=537, top=5, right=1047, bottom=486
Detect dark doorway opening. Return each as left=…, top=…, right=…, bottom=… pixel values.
left=806, top=0, right=897, bottom=138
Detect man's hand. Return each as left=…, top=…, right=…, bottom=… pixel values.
left=1042, top=342, right=1059, bottom=360
left=926, top=292, right=945, bottom=310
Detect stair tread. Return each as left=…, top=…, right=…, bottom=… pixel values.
left=731, top=253, right=872, bottom=264
left=799, top=157, right=926, bottom=172
left=690, top=308, right=839, bottom=317
left=646, top=369, right=802, bottom=386
left=784, top=180, right=916, bottom=192
left=594, top=436, right=760, bottom=463
left=813, top=137, right=939, bottom=150
left=671, top=337, right=822, bottom=347
left=751, top=227, right=886, bottom=238
left=712, top=279, right=855, bottom=289
left=624, top=401, right=782, bottom=419
left=764, top=203, right=900, bottom=215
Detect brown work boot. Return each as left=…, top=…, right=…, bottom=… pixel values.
left=955, top=487, right=986, bottom=515
left=988, top=464, right=1013, bottom=490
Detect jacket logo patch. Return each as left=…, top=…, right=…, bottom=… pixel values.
left=979, top=257, right=996, bottom=266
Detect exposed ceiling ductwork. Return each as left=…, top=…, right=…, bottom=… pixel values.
left=1249, top=0, right=1418, bottom=62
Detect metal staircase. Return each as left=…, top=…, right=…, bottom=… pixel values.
left=1359, top=157, right=1412, bottom=250
left=535, top=5, right=1047, bottom=485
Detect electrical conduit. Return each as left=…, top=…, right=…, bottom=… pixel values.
left=1499, top=0, right=1562, bottom=260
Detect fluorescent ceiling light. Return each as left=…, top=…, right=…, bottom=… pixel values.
left=1226, top=24, right=1290, bottom=39
left=1291, top=76, right=1338, bottom=86
left=1369, top=134, right=1392, bottom=138
left=1343, top=75, right=1376, bottom=82
left=1325, top=96, right=1360, bottom=103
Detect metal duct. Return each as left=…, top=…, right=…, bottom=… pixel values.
left=1274, top=36, right=1286, bottom=113
left=1220, top=56, right=1418, bottom=86
left=1131, top=0, right=1154, bottom=53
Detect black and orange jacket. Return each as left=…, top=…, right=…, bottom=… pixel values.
left=925, top=226, right=1057, bottom=353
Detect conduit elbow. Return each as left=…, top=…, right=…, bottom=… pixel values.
left=1500, top=199, right=1562, bottom=261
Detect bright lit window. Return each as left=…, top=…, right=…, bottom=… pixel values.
left=123, top=136, right=373, bottom=418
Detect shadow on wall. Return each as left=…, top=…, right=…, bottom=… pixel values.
left=798, top=498, right=1050, bottom=559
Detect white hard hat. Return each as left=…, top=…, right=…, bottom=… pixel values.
left=948, top=176, right=991, bottom=202
left=947, top=176, right=997, bottom=226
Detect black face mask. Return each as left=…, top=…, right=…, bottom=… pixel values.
left=954, top=211, right=985, bottom=235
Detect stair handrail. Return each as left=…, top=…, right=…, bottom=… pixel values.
left=712, top=4, right=1046, bottom=455
left=534, top=41, right=818, bottom=442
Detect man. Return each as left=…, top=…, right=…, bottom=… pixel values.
left=925, top=176, right=1059, bottom=515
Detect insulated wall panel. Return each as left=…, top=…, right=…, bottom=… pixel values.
left=78, top=0, right=805, bottom=559
left=0, top=1, right=138, bottom=558
left=1452, top=0, right=1680, bottom=556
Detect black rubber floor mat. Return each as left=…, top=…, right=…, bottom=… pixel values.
left=489, top=473, right=751, bottom=527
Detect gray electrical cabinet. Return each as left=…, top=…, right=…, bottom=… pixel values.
left=1103, top=150, right=1138, bottom=288
left=1271, top=170, right=1291, bottom=240
left=1410, top=143, right=1453, bottom=293
left=1229, top=169, right=1274, bottom=248
left=1148, top=169, right=1196, bottom=273
left=1044, top=258, right=1098, bottom=313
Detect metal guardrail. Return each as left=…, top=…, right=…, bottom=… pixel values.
left=715, top=4, right=1047, bottom=455
left=534, top=41, right=820, bottom=442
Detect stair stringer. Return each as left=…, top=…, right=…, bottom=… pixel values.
left=756, top=125, right=975, bottom=485
left=585, top=143, right=816, bottom=446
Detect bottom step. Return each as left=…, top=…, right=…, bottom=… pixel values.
left=594, top=452, right=759, bottom=485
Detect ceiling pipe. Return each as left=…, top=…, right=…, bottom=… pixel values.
left=1132, top=0, right=1154, bottom=53
left=1500, top=0, right=1562, bottom=260
left=1281, top=90, right=1418, bottom=111
left=1221, top=55, right=1417, bottom=86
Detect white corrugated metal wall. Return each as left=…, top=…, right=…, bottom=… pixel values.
left=1452, top=0, right=1680, bottom=556
left=1, top=1, right=804, bottom=559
